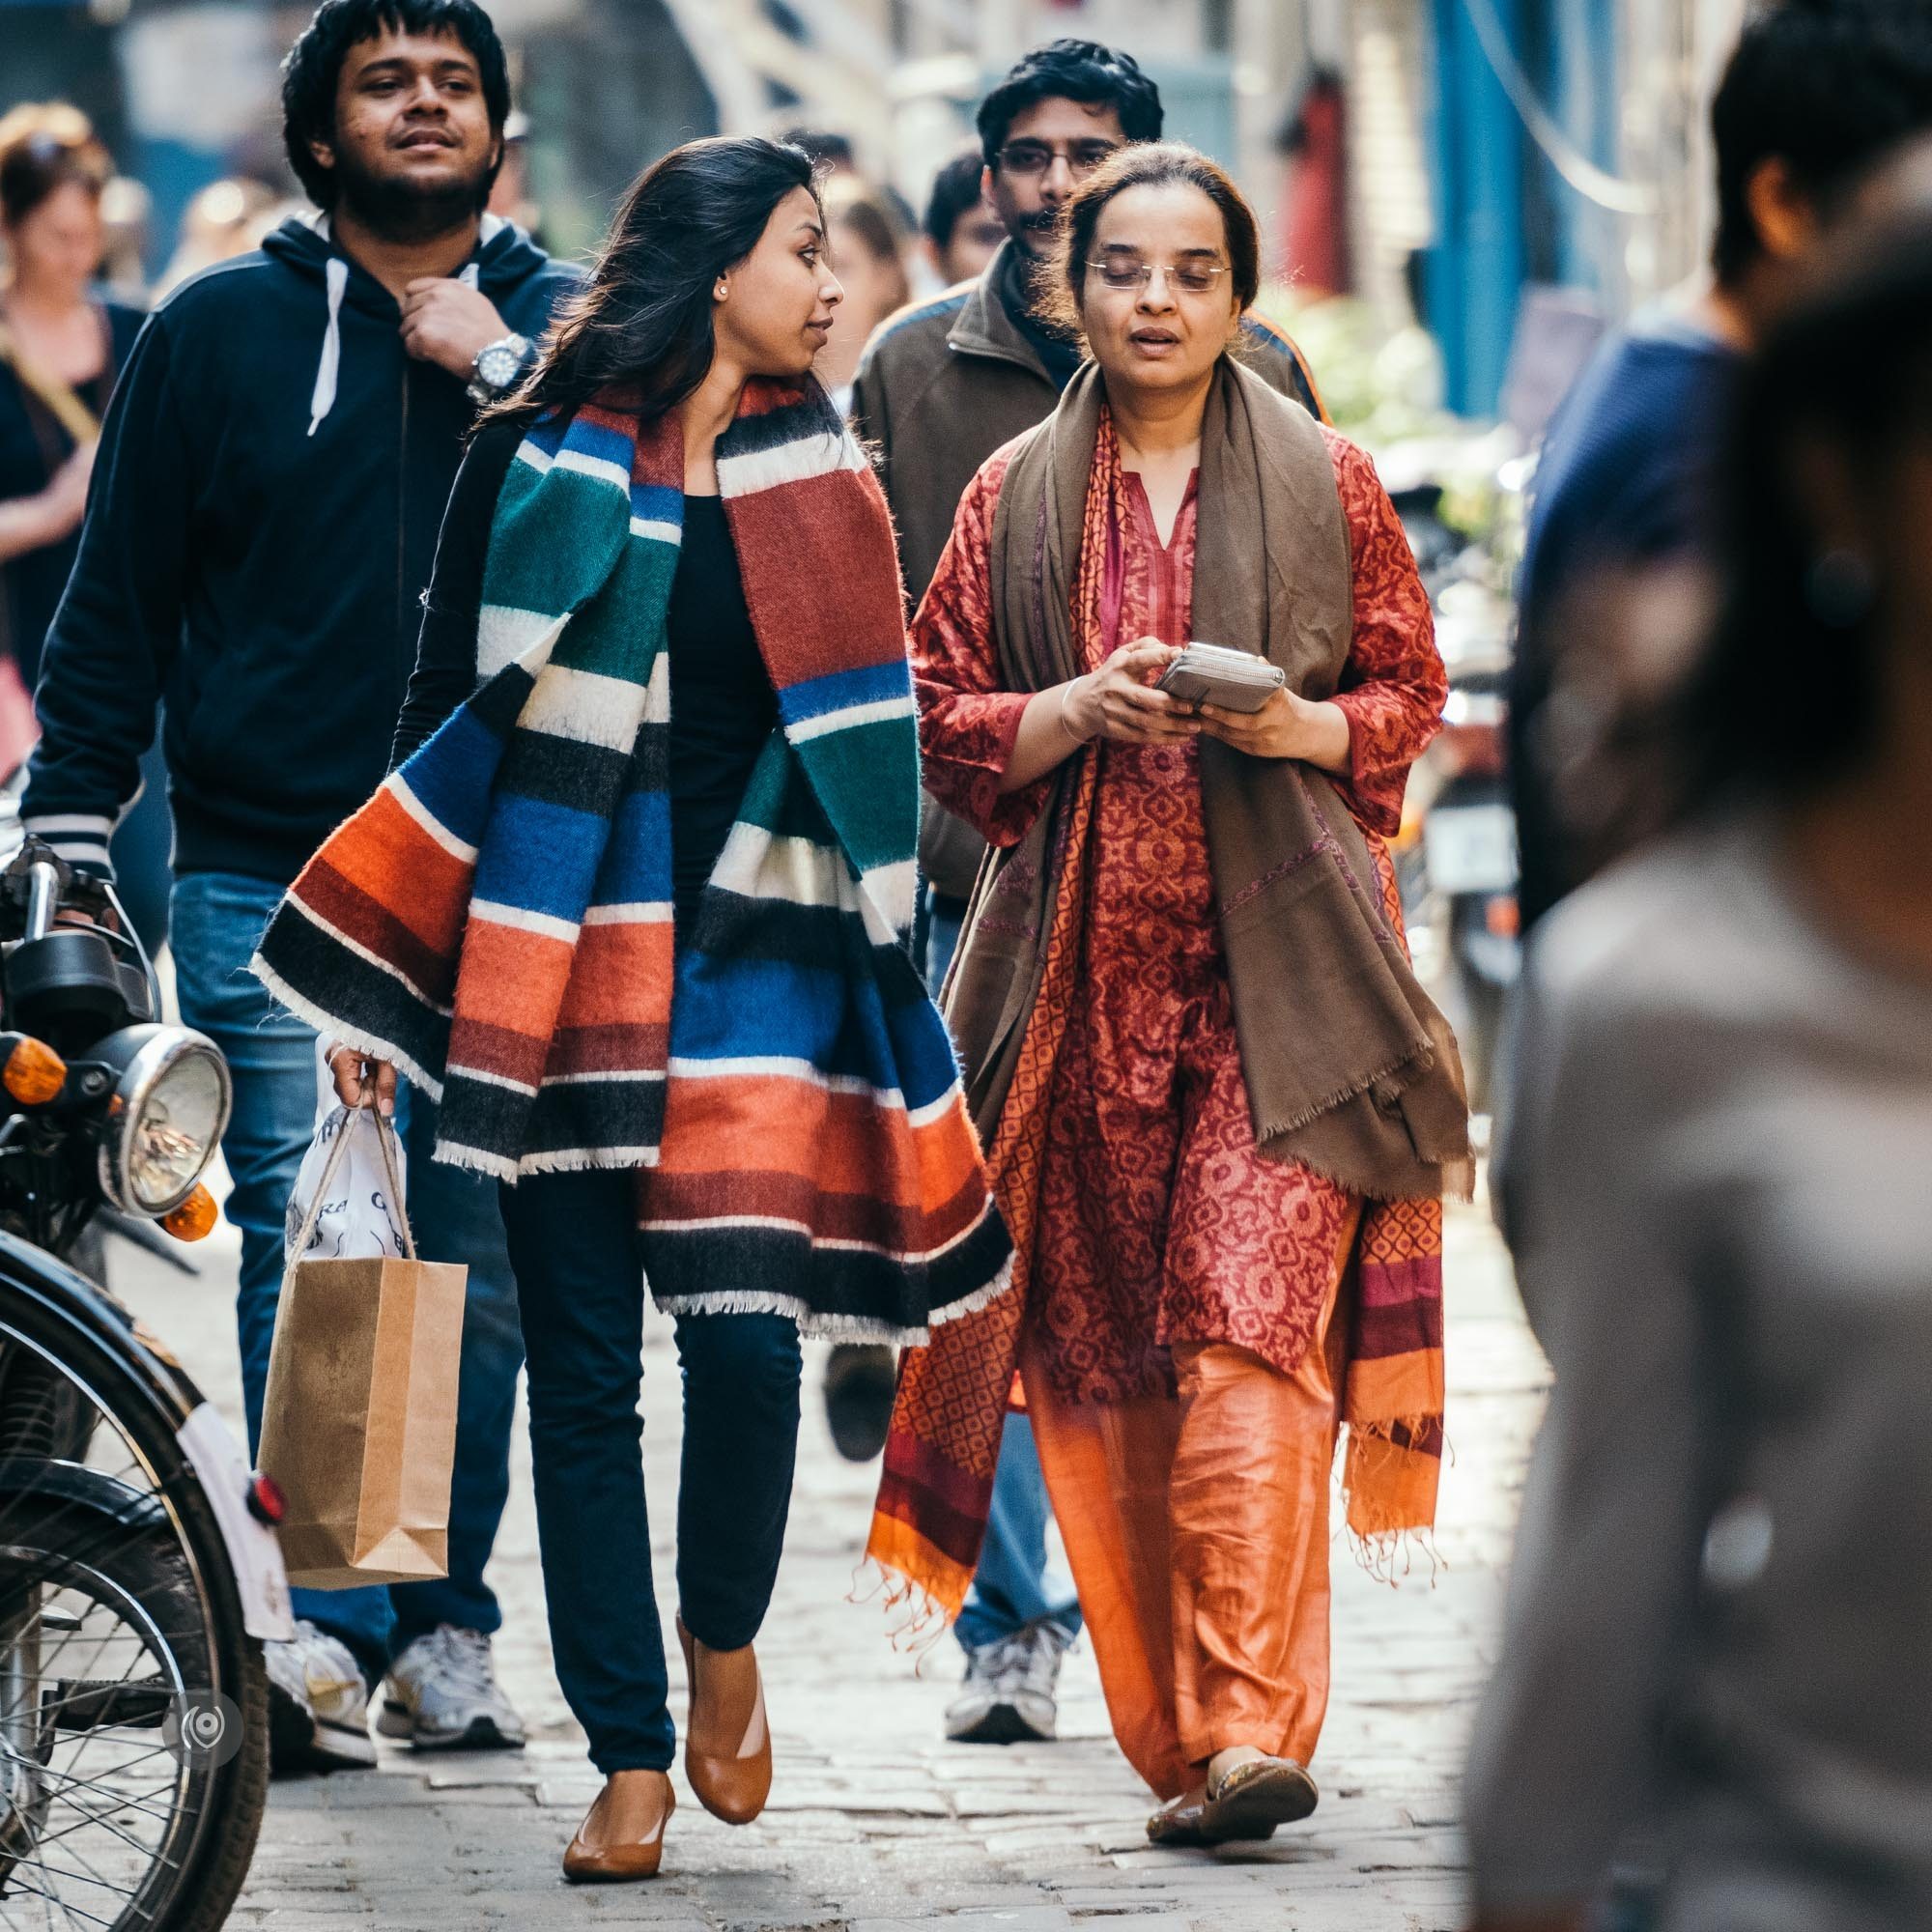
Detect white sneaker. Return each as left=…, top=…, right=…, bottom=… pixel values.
left=944, top=1622, right=1070, bottom=1745
left=378, top=1624, right=526, bottom=1751
left=265, top=1619, right=377, bottom=1773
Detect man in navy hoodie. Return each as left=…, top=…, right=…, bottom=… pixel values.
left=24, top=0, right=577, bottom=1772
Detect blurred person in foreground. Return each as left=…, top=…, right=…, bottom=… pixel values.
left=1511, top=0, right=1932, bottom=934
left=21, top=0, right=577, bottom=1771
left=868, top=143, right=1466, bottom=1844
left=1466, top=213, right=1932, bottom=1932
left=847, top=39, right=1325, bottom=1750
left=254, top=133, right=1009, bottom=1881
left=816, top=181, right=910, bottom=410
left=0, top=105, right=170, bottom=954
left=920, top=145, right=1006, bottom=289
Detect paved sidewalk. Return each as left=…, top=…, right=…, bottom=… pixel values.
left=113, top=1191, right=1546, bottom=1931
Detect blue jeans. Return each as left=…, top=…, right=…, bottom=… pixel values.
left=924, top=887, right=1082, bottom=1657
left=170, top=870, right=525, bottom=1687
left=499, top=1167, right=803, bottom=1773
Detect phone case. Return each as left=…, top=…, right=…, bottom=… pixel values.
left=1156, top=644, right=1285, bottom=714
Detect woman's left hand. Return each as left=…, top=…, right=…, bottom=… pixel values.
left=1196, top=688, right=1352, bottom=774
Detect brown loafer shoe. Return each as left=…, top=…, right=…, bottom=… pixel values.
left=1200, top=1755, right=1319, bottom=1841
left=676, top=1613, right=771, bottom=1825
left=562, top=1768, right=673, bottom=1883
left=1145, top=1785, right=1211, bottom=1846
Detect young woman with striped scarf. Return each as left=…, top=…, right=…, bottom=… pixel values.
left=253, top=135, right=1009, bottom=1883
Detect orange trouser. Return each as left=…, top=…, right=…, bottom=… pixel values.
left=1022, top=1225, right=1352, bottom=1798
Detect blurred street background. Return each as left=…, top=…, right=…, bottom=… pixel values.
left=9, top=0, right=1747, bottom=425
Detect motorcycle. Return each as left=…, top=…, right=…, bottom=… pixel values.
left=0, top=837, right=290, bottom=1930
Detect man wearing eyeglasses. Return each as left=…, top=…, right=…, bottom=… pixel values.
left=844, top=36, right=1324, bottom=1757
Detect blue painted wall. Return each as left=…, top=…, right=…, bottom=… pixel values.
left=1422, top=0, right=1621, bottom=417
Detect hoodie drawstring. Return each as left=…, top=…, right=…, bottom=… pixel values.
left=306, top=253, right=488, bottom=437
left=308, top=256, right=349, bottom=437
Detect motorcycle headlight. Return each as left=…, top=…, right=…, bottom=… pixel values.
left=94, top=1028, right=232, bottom=1216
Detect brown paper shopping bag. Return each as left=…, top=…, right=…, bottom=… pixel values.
left=258, top=1106, right=468, bottom=1589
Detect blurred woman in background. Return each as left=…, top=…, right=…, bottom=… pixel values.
left=1465, top=210, right=1932, bottom=1932
left=816, top=179, right=910, bottom=410
left=0, top=102, right=168, bottom=953
left=0, top=105, right=135, bottom=701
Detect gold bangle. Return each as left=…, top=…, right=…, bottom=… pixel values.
left=1058, top=676, right=1094, bottom=744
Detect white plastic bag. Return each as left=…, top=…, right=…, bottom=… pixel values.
left=283, top=1041, right=410, bottom=1263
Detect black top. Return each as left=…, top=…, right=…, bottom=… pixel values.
left=20, top=217, right=578, bottom=886
left=0, top=298, right=144, bottom=689
left=392, top=416, right=778, bottom=930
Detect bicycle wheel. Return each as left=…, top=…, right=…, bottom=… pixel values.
left=0, top=1286, right=269, bottom=1932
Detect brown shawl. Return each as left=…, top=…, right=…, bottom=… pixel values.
left=952, top=355, right=1470, bottom=1199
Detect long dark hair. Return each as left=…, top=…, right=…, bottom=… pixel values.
left=1682, top=209, right=1932, bottom=806
left=492, top=135, right=817, bottom=432
left=1038, top=141, right=1260, bottom=347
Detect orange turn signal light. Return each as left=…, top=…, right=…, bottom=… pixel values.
left=161, top=1184, right=219, bottom=1243
left=1, top=1035, right=68, bottom=1106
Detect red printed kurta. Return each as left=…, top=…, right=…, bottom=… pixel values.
left=913, top=412, right=1444, bottom=1407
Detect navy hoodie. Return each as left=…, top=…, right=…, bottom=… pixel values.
left=23, top=213, right=578, bottom=887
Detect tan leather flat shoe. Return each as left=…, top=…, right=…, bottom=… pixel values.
left=676, top=1613, right=771, bottom=1825
left=561, top=1768, right=674, bottom=1883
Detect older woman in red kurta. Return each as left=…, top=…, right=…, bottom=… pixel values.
left=869, top=144, right=1459, bottom=1848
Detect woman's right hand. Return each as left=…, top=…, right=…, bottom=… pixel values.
left=327, top=1042, right=397, bottom=1116
left=1064, top=639, right=1198, bottom=746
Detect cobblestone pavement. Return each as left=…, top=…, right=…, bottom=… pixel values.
left=112, top=1186, right=1547, bottom=1931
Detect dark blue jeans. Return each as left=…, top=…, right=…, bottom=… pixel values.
left=171, top=871, right=525, bottom=1687
left=498, top=1167, right=803, bottom=1774
left=923, top=887, right=1082, bottom=1657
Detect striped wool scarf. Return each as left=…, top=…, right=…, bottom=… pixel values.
left=255, top=379, right=1011, bottom=1341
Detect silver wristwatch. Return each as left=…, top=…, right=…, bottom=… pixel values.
left=467, top=332, right=530, bottom=405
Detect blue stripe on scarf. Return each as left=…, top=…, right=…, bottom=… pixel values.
left=631, top=480, right=683, bottom=527
left=593, top=789, right=674, bottom=901
left=405, top=704, right=514, bottom=851
left=472, top=795, right=612, bottom=921
left=780, top=658, right=916, bottom=725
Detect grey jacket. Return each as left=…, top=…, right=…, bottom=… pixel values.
left=1465, top=811, right=1932, bottom=1932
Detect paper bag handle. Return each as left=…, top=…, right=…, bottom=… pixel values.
left=290, top=1103, right=419, bottom=1264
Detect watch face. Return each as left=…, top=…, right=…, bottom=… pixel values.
left=477, top=344, right=519, bottom=388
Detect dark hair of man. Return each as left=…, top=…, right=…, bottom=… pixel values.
left=280, top=0, right=511, bottom=211
left=1710, top=0, right=1932, bottom=284
left=0, top=103, right=112, bottom=229
left=781, top=128, right=855, bottom=172
left=486, top=135, right=817, bottom=434
left=976, top=39, right=1162, bottom=169
left=1683, top=212, right=1932, bottom=803
left=1037, top=141, right=1259, bottom=345
left=923, top=146, right=988, bottom=251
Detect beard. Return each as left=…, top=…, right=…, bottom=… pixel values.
left=329, top=140, right=492, bottom=242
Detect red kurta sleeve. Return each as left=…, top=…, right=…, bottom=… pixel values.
left=908, top=445, right=1054, bottom=847
left=1322, top=428, right=1447, bottom=838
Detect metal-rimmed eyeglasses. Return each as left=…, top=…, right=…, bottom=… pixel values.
left=1085, top=258, right=1232, bottom=297
left=995, top=139, right=1122, bottom=179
